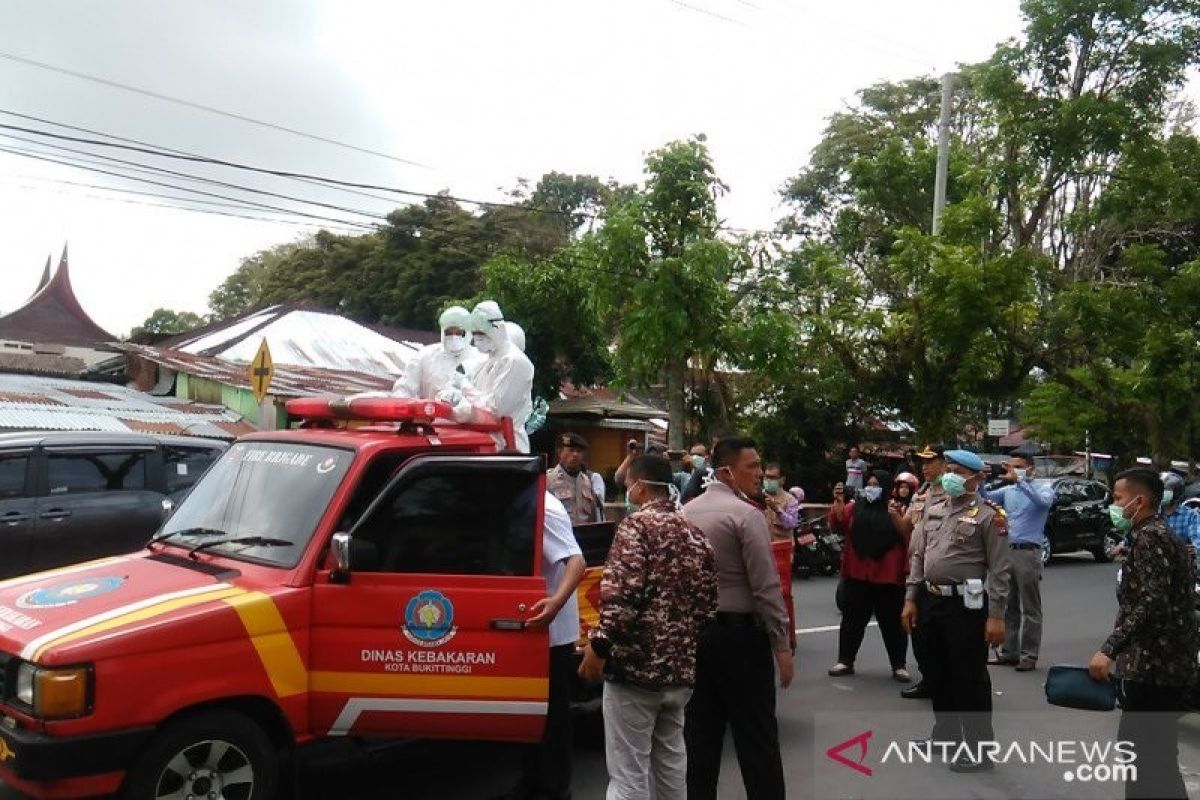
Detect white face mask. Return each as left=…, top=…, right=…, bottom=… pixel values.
left=473, top=334, right=495, bottom=354
left=1014, top=468, right=1028, bottom=481
left=443, top=334, right=467, bottom=354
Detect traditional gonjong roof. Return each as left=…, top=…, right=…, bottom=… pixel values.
left=0, top=245, right=116, bottom=348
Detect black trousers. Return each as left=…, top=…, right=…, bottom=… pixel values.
left=916, top=591, right=993, bottom=746
left=519, top=643, right=574, bottom=795
left=837, top=578, right=908, bottom=669
left=1118, top=680, right=1187, bottom=800
left=685, top=622, right=785, bottom=800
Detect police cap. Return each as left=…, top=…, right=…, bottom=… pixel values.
left=944, top=449, right=985, bottom=472
left=559, top=432, right=589, bottom=450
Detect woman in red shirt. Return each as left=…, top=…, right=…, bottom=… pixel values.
left=826, top=470, right=911, bottom=681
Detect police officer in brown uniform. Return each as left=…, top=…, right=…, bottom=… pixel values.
left=900, top=444, right=947, bottom=700
left=901, top=449, right=1010, bottom=773
left=547, top=432, right=604, bottom=525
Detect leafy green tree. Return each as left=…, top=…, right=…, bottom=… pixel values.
left=478, top=251, right=612, bottom=398
left=129, top=308, right=206, bottom=343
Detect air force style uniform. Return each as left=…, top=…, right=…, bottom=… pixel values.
left=906, top=449, right=1011, bottom=753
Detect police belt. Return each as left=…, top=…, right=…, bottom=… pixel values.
left=924, top=581, right=965, bottom=597
left=713, top=611, right=763, bottom=627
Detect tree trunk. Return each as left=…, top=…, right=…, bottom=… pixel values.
left=665, top=356, right=687, bottom=449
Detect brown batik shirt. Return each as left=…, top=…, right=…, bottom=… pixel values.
left=593, top=498, right=718, bottom=688
left=1102, top=516, right=1199, bottom=686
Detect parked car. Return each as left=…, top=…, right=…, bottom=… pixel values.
left=983, top=476, right=1114, bottom=564
left=0, top=431, right=226, bottom=579
left=1035, top=477, right=1114, bottom=564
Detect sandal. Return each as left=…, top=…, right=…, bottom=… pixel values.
left=828, top=663, right=855, bottom=677
left=893, top=667, right=912, bottom=683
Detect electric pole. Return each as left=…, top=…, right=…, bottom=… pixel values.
left=931, top=72, right=954, bottom=235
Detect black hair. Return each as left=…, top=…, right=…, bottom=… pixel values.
left=764, top=462, right=782, bottom=473
left=1114, top=468, right=1164, bottom=508
left=713, top=436, right=757, bottom=469
left=628, top=455, right=674, bottom=491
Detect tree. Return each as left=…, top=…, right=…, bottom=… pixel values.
left=584, top=137, right=795, bottom=447
left=778, top=0, right=1200, bottom=450
left=478, top=251, right=612, bottom=398
left=129, top=308, right=206, bottom=343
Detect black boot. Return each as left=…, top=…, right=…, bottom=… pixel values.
left=900, top=680, right=931, bottom=699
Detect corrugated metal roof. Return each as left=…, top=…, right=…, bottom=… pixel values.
left=0, top=374, right=251, bottom=440
left=167, top=306, right=420, bottom=377
left=118, top=344, right=398, bottom=398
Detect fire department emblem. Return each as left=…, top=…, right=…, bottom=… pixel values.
left=402, top=590, right=457, bottom=647
left=17, top=576, right=125, bottom=609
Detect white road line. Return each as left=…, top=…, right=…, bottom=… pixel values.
left=796, top=621, right=878, bottom=635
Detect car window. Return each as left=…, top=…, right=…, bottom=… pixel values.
left=1085, top=482, right=1108, bottom=502
left=354, top=463, right=538, bottom=576
left=46, top=451, right=148, bottom=495
left=0, top=454, right=27, bottom=499
left=163, top=445, right=221, bottom=493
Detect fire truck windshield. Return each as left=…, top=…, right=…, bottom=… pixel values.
left=157, top=441, right=353, bottom=567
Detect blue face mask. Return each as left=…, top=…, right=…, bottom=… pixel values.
left=691, top=455, right=707, bottom=471
left=1162, top=490, right=1175, bottom=509
left=862, top=486, right=883, bottom=503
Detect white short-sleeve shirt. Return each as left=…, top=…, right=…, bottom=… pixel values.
left=542, top=492, right=583, bottom=647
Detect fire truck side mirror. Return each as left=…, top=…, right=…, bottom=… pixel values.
left=330, top=532, right=352, bottom=584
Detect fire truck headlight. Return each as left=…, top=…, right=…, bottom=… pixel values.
left=14, top=663, right=91, bottom=719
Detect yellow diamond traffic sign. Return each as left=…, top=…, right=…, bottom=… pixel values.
left=248, top=338, right=274, bottom=403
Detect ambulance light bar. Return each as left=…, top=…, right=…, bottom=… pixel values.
left=285, top=396, right=518, bottom=450
left=286, top=396, right=453, bottom=423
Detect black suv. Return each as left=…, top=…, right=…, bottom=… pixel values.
left=0, top=431, right=226, bottom=579
left=1033, top=477, right=1113, bottom=564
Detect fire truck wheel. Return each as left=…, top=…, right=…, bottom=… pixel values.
left=120, top=709, right=278, bottom=800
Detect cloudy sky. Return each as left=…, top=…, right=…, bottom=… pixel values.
left=0, top=0, right=1030, bottom=336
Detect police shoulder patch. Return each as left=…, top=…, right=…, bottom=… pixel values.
left=982, top=499, right=1008, bottom=535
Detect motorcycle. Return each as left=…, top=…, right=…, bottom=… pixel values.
left=793, top=516, right=842, bottom=579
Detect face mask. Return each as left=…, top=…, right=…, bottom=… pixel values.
left=763, top=479, right=780, bottom=494
left=1014, top=468, right=1028, bottom=481
left=691, top=455, right=706, bottom=470
left=862, top=486, right=883, bottom=503
left=1162, top=490, right=1175, bottom=509
left=940, top=472, right=967, bottom=498
left=473, top=334, right=495, bottom=354
left=1109, top=499, right=1137, bottom=532
left=443, top=334, right=467, bottom=354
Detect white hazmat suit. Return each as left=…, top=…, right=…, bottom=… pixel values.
left=440, top=301, right=534, bottom=453
left=392, top=305, right=484, bottom=399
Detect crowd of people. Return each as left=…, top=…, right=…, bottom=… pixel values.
left=395, top=303, right=1200, bottom=800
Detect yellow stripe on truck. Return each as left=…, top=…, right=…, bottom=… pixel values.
left=31, top=586, right=247, bottom=661
left=310, top=671, right=548, bottom=700
left=222, top=592, right=308, bottom=698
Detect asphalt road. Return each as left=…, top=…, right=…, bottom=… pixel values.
left=6, top=553, right=1200, bottom=799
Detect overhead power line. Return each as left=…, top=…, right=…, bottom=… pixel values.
left=0, top=130, right=390, bottom=222
left=0, top=144, right=378, bottom=230
left=0, top=108, right=406, bottom=209
left=0, top=117, right=573, bottom=216
left=3, top=178, right=365, bottom=232
left=0, top=50, right=428, bottom=169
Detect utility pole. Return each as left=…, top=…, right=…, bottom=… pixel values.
left=931, top=72, right=955, bottom=236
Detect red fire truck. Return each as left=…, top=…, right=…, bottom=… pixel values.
left=0, top=397, right=793, bottom=799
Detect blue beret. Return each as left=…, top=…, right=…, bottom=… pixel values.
left=944, top=449, right=984, bottom=471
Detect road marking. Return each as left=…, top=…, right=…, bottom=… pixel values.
left=796, top=621, right=878, bottom=635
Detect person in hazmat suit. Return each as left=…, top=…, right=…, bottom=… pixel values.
left=392, top=305, right=483, bottom=399
left=438, top=301, right=534, bottom=452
